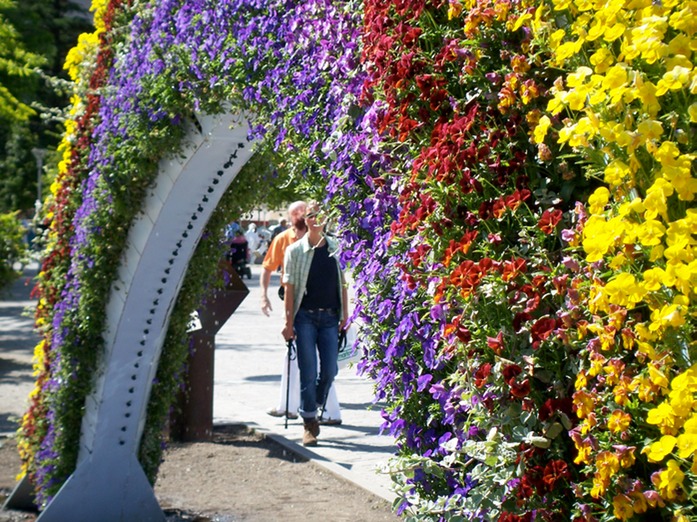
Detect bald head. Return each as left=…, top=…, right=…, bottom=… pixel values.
left=288, top=200, right=307, bottom=232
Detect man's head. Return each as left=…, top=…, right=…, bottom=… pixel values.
left=287, top=201, right=307, bottom=232
left=304, top=201, right=327, bottom=231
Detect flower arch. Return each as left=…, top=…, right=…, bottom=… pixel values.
left=15, top=0, right=697, bottom=520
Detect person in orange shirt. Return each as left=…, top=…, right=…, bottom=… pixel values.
left=261, top=201, right=342, bottom=424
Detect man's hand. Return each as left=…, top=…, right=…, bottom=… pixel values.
left=260, top=268, right=273, bottom=316
left=282, top=322, right=294, bottom=341
left=261, top=294, right=273, bottom=316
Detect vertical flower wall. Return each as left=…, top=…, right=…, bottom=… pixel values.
left=16, top=0, right=695, bottom=519
left=340, top=0, right=589, bottom=518
left=331, top=0, right=696, bottom=520
left=537, top=0, right=697, bottom=520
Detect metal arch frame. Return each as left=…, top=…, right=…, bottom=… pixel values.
left=7, top=111, right=257, bottom=521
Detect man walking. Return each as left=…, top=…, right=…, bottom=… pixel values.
left=261, top=201, right=342, bottom=424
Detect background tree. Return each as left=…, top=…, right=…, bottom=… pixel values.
left=0, top=0, right=91, bottom=214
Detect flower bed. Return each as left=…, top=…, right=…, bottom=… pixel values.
left=17, top=0, right=695, bottom=519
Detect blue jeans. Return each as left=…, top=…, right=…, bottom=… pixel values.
left=294, top=308, right=339, bottom=419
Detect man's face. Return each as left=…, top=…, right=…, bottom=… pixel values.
left=290, top=205, right=307, bottom=231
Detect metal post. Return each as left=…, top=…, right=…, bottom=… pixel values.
left=31, top=148, right=46, bottom=210
left=170, top=262, right=249, bottom=441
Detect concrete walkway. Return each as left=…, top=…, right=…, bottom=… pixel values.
left=213, top=263, right=396, bottom=503
left=0, top=262, right=397, bottom=504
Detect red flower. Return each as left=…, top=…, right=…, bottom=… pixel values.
left=407, top=243, right=432, bottom=268
left=487, top=331, right=504, bottom=355
left=474, top=362, right=492, bottom=388
left=444, top=315, right=471, bottom=343
left=500, top=257, right=527, bottom=281
left=502, top=364, right=522, bottom=383
left=538, top=208, right=563, bottom=234
left=520, top=465, right=545, bottom=496
left=539, top=398, right=573, bottom=422
left=542, top=460, right=570, bottom=491
left=530, top=316, right=558, bottom=349
left=510, top=378, right=531, bottom=398
left=499, top=512, right=533, bottom=522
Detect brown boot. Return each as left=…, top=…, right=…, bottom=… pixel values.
left=303, top=418, right=320, bottom=446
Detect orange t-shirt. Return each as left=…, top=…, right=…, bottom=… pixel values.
left=262, top=227, right=301, bottom=273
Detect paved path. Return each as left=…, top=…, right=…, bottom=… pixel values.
left=0, top=264, right=39, bottom=437
left=0, top=262, right=397, bottom=504
left=213, top=264, right=396, bottom=503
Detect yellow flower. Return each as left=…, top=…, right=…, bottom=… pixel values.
left=629, top=14, right=669, bottom=65
left=554, top=39, right=584, bottom=66
left=642, top=266, right=667, bottom=291
left=669, top=3, right=697, bottom=34
left=588, top=350, right=606, bottom=376
left=655, top=460, right=685, bottom=500
left=63, top=32, right=100, bottom=81
left=579, top=413, right=598, bottom=435
left=633, top=341, right=658, bottom=362
left=575, top=369, right=589, bottom=389
left=670, top=365, right=697, bottom=393
left=630, top=491, right=648, bottom=514
left=605, top=272, right=647, bottom=307
left=668, top=34, right=692, bottom=56
left=654, top=140, right=680, bottom=164
left=636, top=219, right=666, bottom=247
left=643, top=185, right=670, bottom=221
left=573, top=389, right=596, bottom=418
left=609, top=252, right=627, bottom=269
left=656, top=66, right=692, bottom=96
left=612, top=494, right=634, bottom=520
left=642, top=434, right=677, bottom=462
left=550, top=28, right=566, bottom=49
left=650, top=244, right=665, bottom=262
left=591, top=451, right=620, bottom=498
left=512, top=12, right=532, bottom=31
left=649, top=303, right=685, bottom=332
left=552, top=0, right=573, bottom=11
left=614, top=380, right=631, bottom=405
left=587, top=20, right=606, bottom=42
left=676, top=416, right=697, bottom=459
left=663, top=242, right=692, bottom=266
left=662, top=158, right=697, bottom=201
left=447, top=0, right=464, bottom=20
left=689, top=103, right=697, bottom=123
left=604, top=159, right=631, bottom=186
left=607, top=409, right=632, bottom=433
left=583, top=225, right=615, bottom=263
left=602, top=63, right=628, bottom=91
left=670, top=388, right=695, bottom=420
left=648, top=364, right=671, bottom=389
left=32, top=340, right=47, bottom=376
left=533, top=115, right=552, bottom=144
left=588, top=186, right=610, bottom=214
left=633, top=79, right=661, bottom=118
left=604, top=22, right=626, bottom=42
left=574, top=440, right=592, bottom=464
left=596, top=451, right=620, bottom=482
left=637, top=118, right=663, bottom=142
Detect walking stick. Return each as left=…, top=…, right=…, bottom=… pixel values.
left=284, top=338, right=295, bottom=429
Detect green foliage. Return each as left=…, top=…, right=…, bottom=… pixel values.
left=0, top=0, right=93, bottom=214
left=0, top=3, right=44, bottom=121
left=0, top=209, right=28, bottom=287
